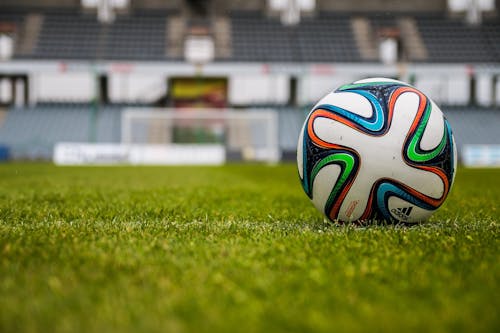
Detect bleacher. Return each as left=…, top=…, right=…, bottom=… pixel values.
left=0, top=106, right=122, bottom=159
left=8, top=9, right=171, bottom=61
left=33, top=10, right=102, bottom=60
left=98, top=11, right=167, bottom=61
left=230, top=11, right=296, bottom=62
left=481, top=19, right=500, bottom=61
left=230, top=11, right=360, bottom=62
left=296, top=13, right=361, bottom=62
left=1, top=8, right=498, bottom=62
left=0, top=9, right=25, bottom=27
left=227, top=11, right=500, bottom=63
left=0, top=104, right=497, bottom=160
left=415, top=14, right=498, bottom=63
left=0, top=5, right=498, bottom=162
left=442, top=107, right=500, bottom=148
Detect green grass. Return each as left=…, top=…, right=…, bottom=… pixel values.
left=0, top=163, right=498, bottom=333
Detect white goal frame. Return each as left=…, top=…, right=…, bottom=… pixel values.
left=121, top=108, right=280, bottom=163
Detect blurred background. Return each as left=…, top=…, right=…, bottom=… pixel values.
left=0, top=0, right=498, bottom=166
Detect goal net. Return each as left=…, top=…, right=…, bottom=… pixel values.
left=121, top=108, right=280, bottom=164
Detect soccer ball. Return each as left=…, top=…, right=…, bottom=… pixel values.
left=297, top=78, right=457, bottom=224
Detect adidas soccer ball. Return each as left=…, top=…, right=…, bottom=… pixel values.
left=297, top=78, right=457, bottom=224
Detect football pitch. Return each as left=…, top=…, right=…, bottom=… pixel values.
left=0, top=163, right=498, bottom=333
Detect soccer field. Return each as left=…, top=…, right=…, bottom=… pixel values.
left=0, top=163, right=498, bottom=333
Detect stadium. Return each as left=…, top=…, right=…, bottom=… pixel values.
left=0, top=0, right=498, bottom=332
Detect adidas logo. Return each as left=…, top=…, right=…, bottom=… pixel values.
left=390, top=206, right=413, bottom=221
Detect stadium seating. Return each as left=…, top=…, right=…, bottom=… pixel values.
left=230, top=11, right=296, bottom=62
left=33, top=11, right=101, bottom=60
left=0, top=105, right=497, bottom=160
left=442, top=107, right=500, bottom=149
left=415, top=14, right=498, bottom=63
left=482, top=19, right=500, bottom=61
left=0, top=6, right=498, bottom=161
left=101, top=12, right=167, bottom=61
left=230, top=11, right=360, bottom=62
left=1, top=8, right=499, bottom=63
left=0, top=9, right=25, bottom=27
left=0, top=106, right=121, bottom=159
left=10, top=9, right=170, bottom=61
left=296, top=13, right=361, bottom=62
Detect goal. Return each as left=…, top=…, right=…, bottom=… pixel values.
left=121, top=108, right=280, bottom=163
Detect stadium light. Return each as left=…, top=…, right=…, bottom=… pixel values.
left=0, top=34, right=13, bottom=60
left=269, top=0, right=316, bottom=26
left=81, top=0, right=130, bottom=23
left=184, top=35, right=215, bottom=66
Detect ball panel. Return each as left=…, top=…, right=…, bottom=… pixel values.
left=313, top=116, right=367, bottom=148
left=420, top=101, right=445, bottom=151
left=353, top=77, right=409, bottom=85
left=337, top=78, right=410, bottom=91
left=404, top=103, right=448, bottom=164
left=387, top=196, right=433, bottom=223
left=313, top=91, right=373, bottom=118
left=311, top=164, right=341, bottom=216
left=338, top=176, right=373, bottom=221
left=392, top=90, right=422, bottom=133
left=375, top=181, right=436, bottom=222
left=313, top=90, right=385, bottom=134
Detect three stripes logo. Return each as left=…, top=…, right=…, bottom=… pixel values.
left=390, top=206, right=413, bottom=221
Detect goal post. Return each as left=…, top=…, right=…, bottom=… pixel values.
left=121, top=108, right=281, bottom=164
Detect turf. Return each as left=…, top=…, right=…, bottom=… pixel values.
left=0, top=163, right=498, bottom=333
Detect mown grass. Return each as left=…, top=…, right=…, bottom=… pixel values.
left=0, top=163, right=498, bottom=333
